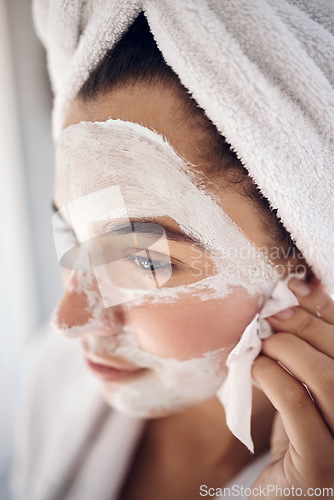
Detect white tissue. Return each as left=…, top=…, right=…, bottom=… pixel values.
left=216, top=277, right=299, bottom=453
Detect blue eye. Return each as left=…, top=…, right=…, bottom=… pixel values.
left=133, top=256, right=155, bottom=271
left=127, top=255, right=174, bottom=275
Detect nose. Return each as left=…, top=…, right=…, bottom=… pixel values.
left=51, top=269, right=124, bottom=338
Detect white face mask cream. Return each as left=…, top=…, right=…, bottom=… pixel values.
left=54, top=118, right=278, bottom=299
left=52, top=118, right=281, bottom=420
left=81, top=328, right=231, bottom=418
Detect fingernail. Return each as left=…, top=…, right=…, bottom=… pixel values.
left=271, top=308, right=294, bottom=321
left=289, top=277, right=311, bottom=297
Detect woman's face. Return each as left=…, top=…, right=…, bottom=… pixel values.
left=52, top=84, right=297, bottom=417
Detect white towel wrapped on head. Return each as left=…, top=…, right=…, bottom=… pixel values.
left=33, top=0, right=334, bottom=294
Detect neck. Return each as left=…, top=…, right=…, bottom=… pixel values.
left=144, top=387, right=275, bottom=473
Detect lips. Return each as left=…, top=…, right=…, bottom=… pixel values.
left=83, top=348, right=147, bottom=382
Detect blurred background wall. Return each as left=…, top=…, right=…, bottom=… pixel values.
left=0, top=0, right=62, bottom=497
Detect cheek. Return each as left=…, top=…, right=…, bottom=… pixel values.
left=125, top=290, right=263, bottom=359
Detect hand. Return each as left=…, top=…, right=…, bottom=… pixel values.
left=250, top=277, right=334, bottom=499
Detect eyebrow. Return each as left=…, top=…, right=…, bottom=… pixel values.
left=52, top=201, right=205, bottom=248
left=112, top=220, right=205, bottom=248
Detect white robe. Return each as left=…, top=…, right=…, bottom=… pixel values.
left=10, top=329, right=270, bottom=500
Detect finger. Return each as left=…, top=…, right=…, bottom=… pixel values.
left=267, top=306, right=334, bottom=358
left=270, top=412, right=289, bottom=462
left=262, top=333, right=334, bottom=432
left=288, top=277, right=334, bottom=325
left=252, top=355, right=332, bottom=460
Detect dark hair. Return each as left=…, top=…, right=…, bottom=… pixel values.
left=78, top=11, right=297, bottom=255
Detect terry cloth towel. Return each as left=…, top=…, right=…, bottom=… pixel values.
left=32, top=0, right=334, bottom=294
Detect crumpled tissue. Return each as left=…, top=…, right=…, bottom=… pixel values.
left=216, top=277, right=299, bottom=453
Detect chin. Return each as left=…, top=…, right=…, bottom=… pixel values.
left=96, top=360, right=226, bottom=419
left=99, top=385, right=198, bottom=419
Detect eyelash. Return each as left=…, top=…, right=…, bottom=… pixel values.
left=126, top=255, right=177, bottom=275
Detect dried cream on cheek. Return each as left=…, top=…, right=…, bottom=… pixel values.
left=51, top=272, right=233, bottom=416
left=51, top=119, right=279, bottom=416
left=123, top=291, right=264, bottom=360
left=85, top=327, right=232, bottom=417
